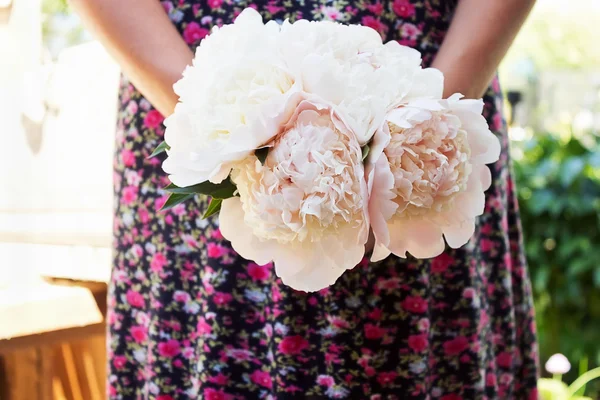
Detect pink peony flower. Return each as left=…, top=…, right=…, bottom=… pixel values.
left=220, top=100, right=370, bottom=292
left=368, top=94, right=501, bottom=261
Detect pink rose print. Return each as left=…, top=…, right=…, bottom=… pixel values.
left=156, top=396, right=174, bottom=400
left=183, top=22, right=209, bottom=45
left=441, top=395, right=463, bottom=400
left=158, top=339, right=181, bottom=358
left=401, top=295, right=428, bottom=314
left=122, top=186, right=138, bottom=206
left=207, top=0, right=222, bottom=9
left=131, top=326, right=148, bottom=343
left=278, top=336, right=309, bottom=355
left=204, top=388, right=230, bottom=400
left=431, top=253, right=454, bottom=274
left=443, top=337, right=469, bottom=356
left=213, top=292, right=233, bottom=306
left=250, top=370, right=273, bottom=389
left=393, top=0, right=416, bottom=18
left=367, top=2, right=383, bottom=15
left=317, top=375, right=335, bottom=387
left=143, top=109, right=165, bottom=130
left=208, top=373, right=229, bottom=386
left=197, top=317, right=212, bottom=336
left=247, top=263, right=270, bottom=281
left=207, top=242, right=227, bottom=258
left=497, top=352, right=513, bottom=368
left=151, top=253, right=168, bottom=272
left=408, top=334, right=428, bottom=352
left=121, top=149, right=135, bottom=168
left=377, top=371, right=397, bottom=386
left=364, top=324, right=386, bottom=340
left=126, top=289, right=144, bottom=308
left=112, top=355, right=127, bottom=370
left=362, top=16, right=387, bottom=36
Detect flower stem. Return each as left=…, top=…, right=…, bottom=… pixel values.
left=567, top=366, right=600, bottom=397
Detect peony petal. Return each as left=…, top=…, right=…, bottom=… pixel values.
left=368, top=153, right=398, bottom=249
left=219, top=197, right=276, bottom=265
left=387, top=218, right=446, bottom=259
left=405, top=68, right=444, bottom=100
left=442, top=219, right=475, bottom=249
left=371, top=242, right=391, bottom=262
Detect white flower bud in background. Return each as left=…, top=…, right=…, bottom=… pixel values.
left=545, top=353, right=571, bottom=375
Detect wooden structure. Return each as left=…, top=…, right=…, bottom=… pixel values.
left=0, top=247, right=110, bottom=400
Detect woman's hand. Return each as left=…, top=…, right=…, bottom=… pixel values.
left=432, top=0, right=536, bottom=99
left=68, top=0, right=194, bottom=116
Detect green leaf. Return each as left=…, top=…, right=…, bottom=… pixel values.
left=560, top=157, right=585, bottom=187
left=255, top=147, right=269, bottom=165
left=361, top=145, right=370, bottom=161
left=165, top=179, right=236, bottom=199
left=203, top=198, right=222, bottom=219
left=160, top=192, right=194, bottom=211
left=148, top=141, right=170, bottom=159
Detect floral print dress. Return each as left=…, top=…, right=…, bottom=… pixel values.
left=108, top=0, right=539, bottom=399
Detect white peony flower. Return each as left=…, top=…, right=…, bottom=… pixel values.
left=368, top=94, right=501, bottom=260
left=278, top=19, right=428, bottom=145
left=219, top=100, right=369, bottom=292
left=163, top=8, right=302, bottom=187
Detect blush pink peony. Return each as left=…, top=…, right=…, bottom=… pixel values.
left=219, top=99, right=369, bottom=292
left=368, top=94, right=501, bottom=260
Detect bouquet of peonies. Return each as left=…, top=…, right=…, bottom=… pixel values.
left=152, top=8, right=500, bottom=292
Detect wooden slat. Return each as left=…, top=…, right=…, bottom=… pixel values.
left=1, top=347, right=53, bottom=400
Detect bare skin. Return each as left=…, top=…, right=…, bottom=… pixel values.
left=432, top=0, right=537, bottom=98
left=70, top=0, right=536, bottom=116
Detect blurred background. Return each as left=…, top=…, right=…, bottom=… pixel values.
left=0, top=0, right=598, bottom=398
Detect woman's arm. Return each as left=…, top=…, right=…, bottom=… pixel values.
left=432, top=0, right=536, bottom=99
left=68, top=0, right=193, bottom=116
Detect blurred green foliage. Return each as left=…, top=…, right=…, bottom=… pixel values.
left=512, top=131, right=600, bottom=394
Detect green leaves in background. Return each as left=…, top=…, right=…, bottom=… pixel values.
left=513, top=132, right=600, bottom=396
